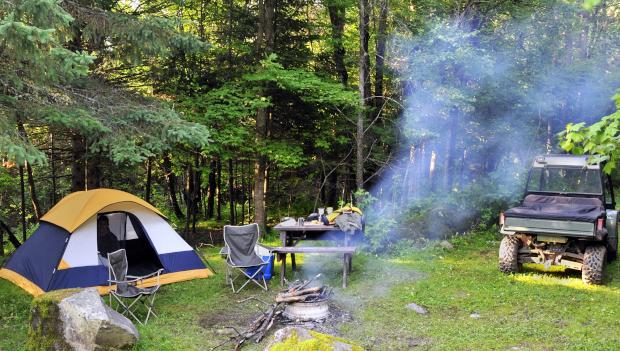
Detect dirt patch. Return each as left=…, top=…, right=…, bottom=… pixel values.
left=199, top=307, right=258, bottom=330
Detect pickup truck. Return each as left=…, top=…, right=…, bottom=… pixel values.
left=499, top=155, right=617, bottom=284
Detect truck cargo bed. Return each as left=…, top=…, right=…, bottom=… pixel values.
left=504, top=195, right=604, bottom=223
left=502, top=217, right=595, bottom=237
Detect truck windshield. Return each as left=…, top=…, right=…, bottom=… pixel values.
left=527, top=167, right=602, bottom=195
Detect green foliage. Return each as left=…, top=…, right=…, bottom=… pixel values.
left=246, top=54, right=359, bottom=112
left=0, top=0, right=93, bottom=164
left=560, top=92, right=620, bottom=174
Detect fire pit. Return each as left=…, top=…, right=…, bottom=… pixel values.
left=283, top=300, right=329, bottom=321
left=280, top=278, right=332, bottom=321
left=213, top=275, right=333, bottom=350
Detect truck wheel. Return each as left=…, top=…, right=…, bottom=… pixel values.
left=582, top=245, right=607, bottom=285
left=606, top=236, right=617, bottom=261
left=499, top=235, right=521, bottom=274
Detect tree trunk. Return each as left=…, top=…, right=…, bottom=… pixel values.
left=356, top=0, right=370, bottom=191
left=49, top=132, right=57, bottom=204
left=217, top=158, right=223, bottom=221
left=546, top=119, right=553, bottom=154
left=253, top=0, right=275, bottom=230
left=145, top=158, right=152, bottom=203
left=184, top=165, right=192, bottom=237
left=0, top=218, right=21, bottom=249
left=86, top=152, right=102, bottom=190
left=327, top=4, right=348, bottom=86
left=375, top=0, right=388, bottom=99
left=444, top=112, right=458, bottom=192
left=207, top=159, right=216, bottom=219
left=162, top=154, right=185, bottom=219
left=19, top=164, right=26, bottom=241
left=71, top=134, right=86, bottom=192
left=240, top=160, right=245, bottom=224
left=16, top=119, right=42, bottom=219
left=228, top=158, right=236, bottom=224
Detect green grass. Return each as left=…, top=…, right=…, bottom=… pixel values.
left=1, top=230, right=619, bottom=350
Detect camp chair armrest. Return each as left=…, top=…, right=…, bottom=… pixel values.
left=108, top=277, right=143, bottom=284
left=131, top=269, right=164, bottom=282
left=226, top=261, right=269, bottom=268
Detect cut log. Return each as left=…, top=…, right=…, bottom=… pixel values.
left=276, top=286, right=323, bottom=299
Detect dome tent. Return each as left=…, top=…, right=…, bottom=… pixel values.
left=0, top=189, right=212, bottom=296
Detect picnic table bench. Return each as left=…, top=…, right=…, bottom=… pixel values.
left=270, top=246, right=356, bottom=288
left=272, top=222, right=361, bottom=288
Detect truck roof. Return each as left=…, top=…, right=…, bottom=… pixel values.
left=532, top=154, right=600, bottom=169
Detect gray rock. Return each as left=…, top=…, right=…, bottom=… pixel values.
left=439, top=240, right=454, bottom=250
left=264, top=326, right=362, bottom=351
left=406, top=303, right=428, bottom=315
left=28, top=288, right=139, bottom=351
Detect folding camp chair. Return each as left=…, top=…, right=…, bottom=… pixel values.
left=223, top=224, right=269, bottom=293
left=107, top=249, right=163, bottom=325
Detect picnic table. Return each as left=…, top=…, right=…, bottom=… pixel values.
left=272, top=223, right=358, bottom=288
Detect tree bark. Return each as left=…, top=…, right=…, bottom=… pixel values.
left=145, top=157, right=152, bottom=203
left=356, top=0, right=370, bottom=191
left=207, top=159, right=216, bottom=219
left=184, top=164, right=192, bottom=237
left=217, top=158, right=223, bottom=221
left=19, top=164, right=26, bottom=241
left=49, top=132, right=57, bottom=204
left=240, top=160, right=245, bottom=224
left=71, top=134, right=86, bottom=192
left=375, top=0, right=388, bottom=99
left=16, top=119, right=42, bottom=219
left=86, top=152, right=102, bottom=190
left=253, top=0, right=275, bottom=230
left=0, top=218, right=21, bottom=249
left=162, top=154, right=185, bottom=219
left=228, top=158, right=236, bottom=224
left=327, top=4, right=348, bottom=86
left=444, top=112, right=458, bottom=192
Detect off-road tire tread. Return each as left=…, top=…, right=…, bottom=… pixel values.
left=606, top=236, right=617, bottom=261
left=582, top=245, right=606, bottom=285
left=499, top=236, right=521, bottom=274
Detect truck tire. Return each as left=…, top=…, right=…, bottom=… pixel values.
left=499, top=235, right=521, bottom=274
left=607, top=236, right=617, bottom=261
left=582, top=245, right=606, bottom=285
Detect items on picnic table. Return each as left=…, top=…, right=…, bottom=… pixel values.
left=325, top=204, right=363, bottom=224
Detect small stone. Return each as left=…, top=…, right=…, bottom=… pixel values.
left=406, top=303, right=428, bottom=315
left=439, top=241, right=454, bottom=250
left=469, top=312, right=481, bottom=319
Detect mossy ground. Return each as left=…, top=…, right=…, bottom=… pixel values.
left=1, top=229, right=619, bottom=350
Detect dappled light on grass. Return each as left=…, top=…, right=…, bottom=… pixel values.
left=510, top=264, right=620, bottom=293
left=511, top=273, right=603, bottom=292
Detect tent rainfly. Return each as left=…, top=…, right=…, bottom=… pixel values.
left=0, top=189, right=212, bottom=296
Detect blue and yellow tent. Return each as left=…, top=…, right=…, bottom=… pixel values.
left=0, top=189, right=212, bottom=296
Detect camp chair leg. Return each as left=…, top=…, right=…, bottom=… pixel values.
left=230, top=265, right=268, bottom=293
left=143, top=293, right=158, bottom=324
left=112, top=294, right=144, bottom=325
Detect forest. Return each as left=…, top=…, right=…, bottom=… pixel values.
left=1, top=0, right=620, bottom=250
left=3, top=0, right=620, bottom=350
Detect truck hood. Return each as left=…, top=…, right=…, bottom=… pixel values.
left=504, top=194, right=604, bottom=223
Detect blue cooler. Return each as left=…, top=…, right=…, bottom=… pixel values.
left=245, top=246, right=274, bottom=280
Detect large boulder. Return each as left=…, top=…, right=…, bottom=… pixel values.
left=264, top=327, right=364, bottom=351
left=28, top=288, right=139, bottom=351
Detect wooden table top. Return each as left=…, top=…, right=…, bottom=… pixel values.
left=273, top=223, right=341, bottom=232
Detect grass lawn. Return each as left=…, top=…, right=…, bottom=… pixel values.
left=1, top=229, right=619, bottom=350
